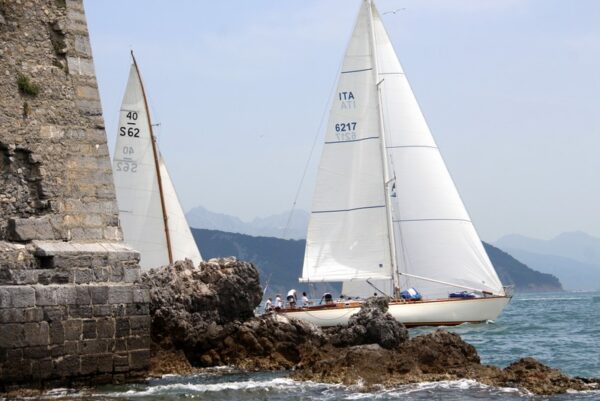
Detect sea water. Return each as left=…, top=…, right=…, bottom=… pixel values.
left=7, top=291, right=600, bottom=401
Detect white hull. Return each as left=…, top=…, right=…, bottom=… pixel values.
left=279, top=296, right=511, bottom=327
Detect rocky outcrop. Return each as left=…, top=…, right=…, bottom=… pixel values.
left=142, top=257, right=262, bottom=347
left=293, top=331, right=600, bottom=394
left=143, top=259, right=599, bottom=395
left=142, top=258, right=323, bottom=370
left=326, top=297, right=408, bottom=349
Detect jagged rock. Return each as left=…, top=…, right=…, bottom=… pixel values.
left=141, top=257, right=262, bottom=347
left=326, top=297, right=408, bottom=349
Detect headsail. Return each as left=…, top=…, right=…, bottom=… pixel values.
left=301, top=1, right=392, bottom=283
left=112, top=61, right=202, bottom=270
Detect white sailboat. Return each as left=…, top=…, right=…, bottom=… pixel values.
left=280, top=0, right=511, bottom=327
left=112, top=53, right=202, bottom=270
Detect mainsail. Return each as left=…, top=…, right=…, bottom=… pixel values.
left=303, top=0, right=504, bottom=299
left=112, top=57, right=202, bottom=270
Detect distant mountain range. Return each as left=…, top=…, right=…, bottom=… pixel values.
left=494, top=232, right=600, bottom=291
left=186, top=206, right=309, bottom=240
left=192, top=228, right=563, bottom=296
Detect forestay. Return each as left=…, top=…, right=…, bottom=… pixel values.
left=112, top=63, right=202, bottom=270
left=301, top=1, right=392, bottom=283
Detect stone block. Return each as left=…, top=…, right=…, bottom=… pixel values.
left=80, top=354, right=98, bottom=375
left=0, top=307, right=43, bottom=323
left=23, top=345, right=51, bottom=359
left=114, top=339, right=127, bottom=352
left=129, top=349, right=150, bottom=371
left=75, top=286, right=91, bottom=304
left=108, top=286, right=133, bottom=304
left=109, top=266, right=124, bottom=282
left=75, top=85, right=97, bottom=100
left=35, top=286, right=57, bottom=306
left=97, top=354, right=113, bottom=373
left=54, top=355, right=80, bottom=377
left=97, top=318, right=115, bottom=338
left=66, top=56, right=96, bottom=77
left=69, top=305, right=93, bottom=318
left=126, top=303, right=149, bottom=316
left=63, top=320, right=82, bottom=341
left=115, top=318, right=130, bottom=338
left=123, top=268, right=140, bottom=283
left=93, top=267, right=110, bottom=282
left=64, top=341, right=79, bottom=355
left=48, top=321, right=65, bottom=344
left=0, top=323, right=24, bottom=347
left=92, top=304, right=111, bottom=318
left=90, top=286, right=108, bottom=304
left=24, top=321, right=49, bottom=346
left=82, top=319, right=96, bottom=339
left=0, top=286, right=36, bottom=308
left=132, top=288, right=150, bottom=304
left=31, top=358, right=53, bottom=380
left=74, top=269, right=94, bottom=284
left=56, top=286, right=78, bottom=305
left=80, top=339, right=107, bottom=354
left=50, top=344, right=65, bottom=357
left=8, top=217, right=56, bottom=241
left=43, top=306, right=66, bottom=322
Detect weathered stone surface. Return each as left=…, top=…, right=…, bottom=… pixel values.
left=326, top=297, right=408, bottom=350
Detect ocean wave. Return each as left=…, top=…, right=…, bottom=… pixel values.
left=98, top=377, right=336, bottom=397
left=342, top=379, right=524, bottom=399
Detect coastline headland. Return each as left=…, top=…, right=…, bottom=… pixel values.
left=143, top=258, right=599, bottom=396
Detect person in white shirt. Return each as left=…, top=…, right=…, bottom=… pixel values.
left=275, top=294, right=283, bottom=309
left=264, top=298, right=273, bottom=313
left=301, top=291, right=311, bottom=306
left=287, top=289, right=297, bottom=307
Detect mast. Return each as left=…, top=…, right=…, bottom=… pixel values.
left=130, top=51, right=174, bottom=264
left=367, top=0, right=400, bottom=296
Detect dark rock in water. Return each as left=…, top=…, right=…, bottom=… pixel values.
left=142, top=257, right=322, bottom=370
left=294, top=330, right=600, bottom=395
left=141, top=257, right=262, bottom=348
left=326, top=297, right=408, bottom=349
left=493, top=357, right=600, bottom=395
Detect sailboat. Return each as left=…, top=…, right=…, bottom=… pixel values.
left=280, top=0, right=511, bottom=327
left=112, top=52, right=202, bottom=270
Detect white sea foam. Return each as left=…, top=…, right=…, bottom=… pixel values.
left=98, top=377, right=333, bottom=397
left=342, top=379, right=525, bottom=399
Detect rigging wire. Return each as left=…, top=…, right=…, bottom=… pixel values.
left=280, top=65, right=342, bottom=239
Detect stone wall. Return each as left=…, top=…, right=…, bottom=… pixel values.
left=0, top=0, right=118, bottom=242
left=0, top=0, right=150, bottom=390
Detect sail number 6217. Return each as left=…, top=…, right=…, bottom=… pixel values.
left=335, top=122, right=357, bottom=141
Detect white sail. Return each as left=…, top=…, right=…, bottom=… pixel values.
left=301, top=1, right=392, bottom=283
left=370, top=5, right=503, bottom=298
left=158, top=157, right=202, bottom=266
left=113, top=63, right=202, bottom=270
left=304, top=1, right=505, bottom=298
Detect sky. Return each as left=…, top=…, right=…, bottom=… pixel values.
left=84, top=0, right=600, bottom=242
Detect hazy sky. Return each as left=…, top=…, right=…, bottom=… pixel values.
left=85, top=0, right=600, bottom=242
